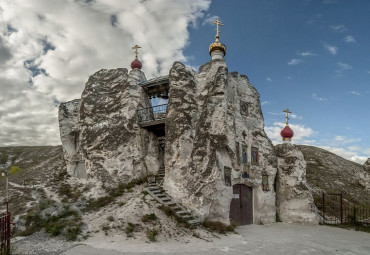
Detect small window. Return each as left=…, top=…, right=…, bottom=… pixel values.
left=262, top=173, right=270, bottom=191
left=251, top=147, right=259, bottom=166
left=224, top=166, right=232, bottom=187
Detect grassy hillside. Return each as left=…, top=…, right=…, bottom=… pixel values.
left=0, top=146, right=67, bottom=216
left=297, top=145, right=370, bottom=206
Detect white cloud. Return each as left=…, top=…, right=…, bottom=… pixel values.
left=318, top=146, right=368, bottom=164
left=343, top=35, right=356, bottom=43
left=330, top=24, right=347, bottom=33
left=286, top=76, right=292, bottom=80
left=202, top=14, right=220, bottom=26
left=324, top=43, right=338, bottom=55
left=298, top=51, right=317, bottom=57
left=261, top=101, right=270, bottom=106
left=288, top=59, right=303, bottom=65
left=348, top=91, right=361, bottom=96
left=0, top=0, right=211, bottom=146
left=266, top=77, right=272, bottom=82
left=312, top=93, right=327, bottom=101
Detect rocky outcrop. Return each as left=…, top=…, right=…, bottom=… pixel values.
left=59, top=68, right=161, bottom=188
left=164, top=60, right=277, bottom=224
left=59, top=99, right=85, bottom=178
left=78, top=68, right=160, bottom=185
left=363, top=158, right=370, bottom=174
left=275, top=144, right=319, bottom=224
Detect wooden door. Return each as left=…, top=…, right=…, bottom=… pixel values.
left=230, top=184, right=253, bottom=225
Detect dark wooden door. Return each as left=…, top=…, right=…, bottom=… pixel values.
left=230, top=184, right=253, bottom=225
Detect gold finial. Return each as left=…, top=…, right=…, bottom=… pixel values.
left=132, top=44, right=141, bottom=59
left=212, top=19, right=224, bottom=41
left=283, top=108, right=292, bottom=126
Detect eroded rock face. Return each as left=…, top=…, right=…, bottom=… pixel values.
left=275, top=143, right=319, bottom=224
left=58, top=99, right=86, bottom=178
left=79, top=68, right=160, bottom=185
left=164, top=60, right=277, bottom=224
left=363, top=158, right=370, bottom=174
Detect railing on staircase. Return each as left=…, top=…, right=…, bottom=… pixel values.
left=137, top=104, right=168, bottom=124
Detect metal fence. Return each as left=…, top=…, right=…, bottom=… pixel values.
left=317, top=192, right=370, bottom=226
left=0, top=212, right=11, bottom=255
left=137, top=104, right=168, bottom=123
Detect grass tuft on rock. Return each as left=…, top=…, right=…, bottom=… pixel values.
left=146, top=229, right=158, bottom=242
left=202, top=220, right=236, bottom=234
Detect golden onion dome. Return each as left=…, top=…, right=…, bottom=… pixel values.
left=209, top=37, right=226, bottom=56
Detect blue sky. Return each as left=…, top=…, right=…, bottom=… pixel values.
left=183, top=0, right=370, bottom=163
left=0, top=0, right=368, bottom=163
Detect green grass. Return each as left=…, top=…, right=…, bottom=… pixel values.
left=125, top=222, right=135, bottom=237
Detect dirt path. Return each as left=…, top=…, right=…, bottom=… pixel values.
left=56, top=223, right=370, bottom=254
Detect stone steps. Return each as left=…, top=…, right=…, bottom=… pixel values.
left=145, top=187, right=201, bottom=226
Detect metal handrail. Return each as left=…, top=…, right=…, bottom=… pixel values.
left=137, top=104, right=168, bottom=123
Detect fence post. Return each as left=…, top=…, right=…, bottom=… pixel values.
left=7, top=212, right=10, bottom=255
left=340, top=193, right=343, bottom=225
left=322, top=192, right=325, bottom=224
left=353, top=206, right=357, bottom=226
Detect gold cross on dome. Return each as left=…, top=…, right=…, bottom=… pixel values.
left=283, top=108, right=292, bottom=125
left=212, top=19, right=224, bottom=39
left=132, top=44, right=141, bottom=59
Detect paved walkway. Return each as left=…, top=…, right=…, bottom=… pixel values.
left=60, top=223, right=370, bottom=255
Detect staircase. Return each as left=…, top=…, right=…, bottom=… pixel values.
left=146, top=167, right=201, bottom=226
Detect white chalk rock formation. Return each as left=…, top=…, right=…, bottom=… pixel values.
left=59, top=68, right=161, bottom=186
left=275, top=143, right=319, bottom=224
left=78, top=68, right=161, bottom=185
left=164, top=60, right=277, bottom=224
left=363, top=158, right=370, bottom=174
left=59, top=99, right=86, bottom=178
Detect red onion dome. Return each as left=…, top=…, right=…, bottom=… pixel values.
left=281, top=125, right=294, bottom=140
left=131, top=58, right=142, bottom=70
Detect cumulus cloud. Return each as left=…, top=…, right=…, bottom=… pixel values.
left=288, top=59, right=303, bottom=65
left=0, top=0, right=211, bottom=146
left=324, top=43, right=338, bottom=55
left=312, top=93, right=327, bottom=101
left=343, top=35, right=356, bottom=43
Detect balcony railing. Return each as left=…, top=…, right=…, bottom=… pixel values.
left=137, top=104, right=168, bottom=124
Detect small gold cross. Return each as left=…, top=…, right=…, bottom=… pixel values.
left=132, top=45, right=141, bottom=59
left=212, top=19, right=224, bottom=39
left=283, top=108, right=292, bottom=125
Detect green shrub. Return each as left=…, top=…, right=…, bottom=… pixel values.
left=9, top=166, right=20, bottom=175
left=146, top=229, right=158, bottom=242
left=142, top=213, right=158, bottom=223
left=107, top=216, right=115, bottom=222
left=125, top=222, right=135, bottom=237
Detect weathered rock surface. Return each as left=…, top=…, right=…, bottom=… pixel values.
left=164, top=60, right=277, bottom=224
left=59, top=99, right=85, bottom=178
left=297, top=145, right=370, bottom=205
left=78, top=68, right=160, bottom=186
left=275, top=143, right=319, bottom=224
left=363, top=158, right=370, bottom=174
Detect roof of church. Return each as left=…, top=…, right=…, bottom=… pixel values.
left=139, top=75, right=169, bottom=88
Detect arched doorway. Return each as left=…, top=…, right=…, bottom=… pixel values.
left=229, top=184, right=253, bottom=225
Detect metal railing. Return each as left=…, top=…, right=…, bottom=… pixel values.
left=0, top=212, right=11, bottom=255
left=137, top=104, right=168, bottom=123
